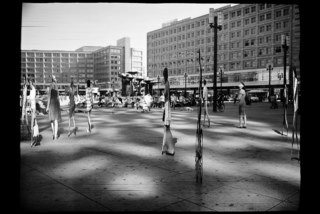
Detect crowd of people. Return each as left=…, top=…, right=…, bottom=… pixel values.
left=21, top=69, right=252, bottom=157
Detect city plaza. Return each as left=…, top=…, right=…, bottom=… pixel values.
left=20, top=3, right=303, bottom=212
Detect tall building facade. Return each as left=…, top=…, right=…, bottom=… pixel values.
left=146, top=4, right=300, bottom=95
left=21, top=50, right=95, bottom=92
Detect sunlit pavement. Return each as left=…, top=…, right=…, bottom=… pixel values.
left=20, top=102, right=300, bottom=211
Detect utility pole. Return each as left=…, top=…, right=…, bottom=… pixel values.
left=209, top=8, right=222, bottom=112
left=281, top=34, right=289, bottom=136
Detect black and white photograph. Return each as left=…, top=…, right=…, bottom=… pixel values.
left=19, top=2, right=304, bottom=212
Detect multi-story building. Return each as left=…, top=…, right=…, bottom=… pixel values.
left=21, top=38, right=144, bottom=94
left=146, top=4, right=300, bottom=97
left=21, top=50, right=95, bottom=93
left=93, top=46, right=123, bottom=90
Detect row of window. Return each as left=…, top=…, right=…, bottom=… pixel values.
left=149, top=19, right=290, bottom=48
left=148, top=5, right=290, bottom=40
left=22, top=52, right=88, bottom=58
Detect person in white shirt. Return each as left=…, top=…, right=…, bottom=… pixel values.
left=237, top=82, right=247, bottom=128
left=29, top=79, right=37, bottom=146
left=21, top=75, right=31, bottom=135
left=202, top=79, right=210, bottom=127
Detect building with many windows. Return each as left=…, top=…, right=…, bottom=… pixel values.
left=21, top=38, right=144, bottom=94
left=146, top=4, right=300, bottom=97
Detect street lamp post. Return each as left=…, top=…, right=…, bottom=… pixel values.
left=281, top=34, right=289, bottom=136
left=184, top=72, right=188, bottom=98
left=157, top=75, right=160, bottom=96
left=267, top=63, right=273, bottom=99
left=209, top=8, right=222, bottom=112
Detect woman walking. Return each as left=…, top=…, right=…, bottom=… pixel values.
left=67, top=79, right=77, bottom=137
left=86, top=80, right=94, bottom=133
left=46, top=75, right=61, bottom=140
left=237, top=82, right=247, bottom=128
left=29, top=79, right=37, bottom=146
left=21, top=75, right=31, bottom=135
left=161, top=68, right=175, bottom=156
left=202, top=79, right=210, bottom=127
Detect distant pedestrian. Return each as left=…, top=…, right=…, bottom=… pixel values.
left=159, top=92, right=165, bottom=108
left=29, top=79, right=37, bottom=146
left=21, top=75, right=30, bottom=135
left=162, top=67, right=175, bottom=156
left=202, top=79, right=210, bottom=127
left=46, top=75, right=62, bottom=140
left=237, top=82, right=247, bottom=128
left=67, top=79, right=77, bottom=137
left=86, top=80, right=94, bottom=133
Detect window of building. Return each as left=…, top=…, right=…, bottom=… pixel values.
left=231, top=22, right=235, bottom=28
left=251, top=39, right=255, bottom=45
left=259, top=25, right=265, bottom=33
left=259, top=14, right=265, bottom=22
left=266, top=24, right=272, bottom=31
left=283, top=8, right=289, bottom=16
left=266, top=12, right=272, bottom=20
left=231, top=11, right=236, bottom=18
left=259, top=37, right=264, bottom=44
left=237, top=10, right=241, bottom=16
left=244, top=18, right=249, bottom=25
left=245, top=29, right=249, bottom=36
left=275, top=22, right=281, bottom=30
left=251, top=16, right=256, bottom=23
left=237, top=20, right=241, bottom=27
left=275, top=10, right=281, bottom=18
left=251, top=6, right=256, bottom=13
left=266, top=35, right=271, bottom=43
left=224, top=23, right=228, bottom=30
left=275, top=46, right=282, bottom=53
left=259, top=4, right=265, bottom=10
left=244, top=7, right=250, bottom=15
left=224, top=13, right=228, bottom=20
left=237, top=31, right=241, bottom=37
left=283, top=20, right=289, bottom=28
left=251, top=27, right=256, bottom=34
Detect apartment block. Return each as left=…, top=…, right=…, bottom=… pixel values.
left=146, top=3, right=300, bottom=95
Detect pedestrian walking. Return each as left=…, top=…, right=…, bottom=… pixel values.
left=237, top=82, right=247, bottom=128
left=161, top=67, right=175, bottom=156
left=21, top=75, right=31, bottom=135
left=85, top=80, right=94, bottom=133
left=202, top=79, right=210, bottom=127
left=46, top=75, right=62, bottom=140
left=29, top=79, right=37, bottom=146
left=67, top=79, right=77, bottom=137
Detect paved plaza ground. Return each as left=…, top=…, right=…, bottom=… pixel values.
left=20, top=102, right=301, bottom=212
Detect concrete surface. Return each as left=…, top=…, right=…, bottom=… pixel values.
left=20, top=102, right=300, bottom=211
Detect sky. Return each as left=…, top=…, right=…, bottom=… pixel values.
left=21, top=3, right=236, bottom=69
